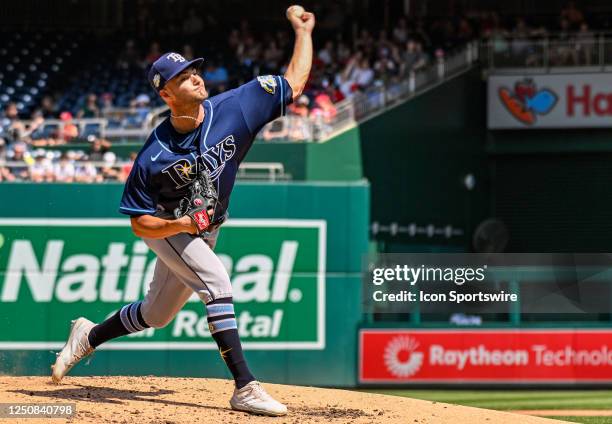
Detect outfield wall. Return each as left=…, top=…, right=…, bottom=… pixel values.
left=0, top=181, right=369, bottom=386
left=359, top=69, right=490, bottom=251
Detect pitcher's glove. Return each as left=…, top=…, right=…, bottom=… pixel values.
left=173, top=171, right=218, bottom=235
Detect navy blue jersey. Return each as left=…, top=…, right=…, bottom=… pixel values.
left=119, top=76, right=293, bottom=220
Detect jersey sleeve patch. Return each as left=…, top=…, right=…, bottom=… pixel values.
left=257, top=75, right=277, bottom=95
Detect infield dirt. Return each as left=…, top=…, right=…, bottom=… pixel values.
left=0, top=376, right=567, bottom=423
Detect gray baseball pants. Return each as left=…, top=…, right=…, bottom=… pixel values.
left=138, top=230, right=232, bottom=328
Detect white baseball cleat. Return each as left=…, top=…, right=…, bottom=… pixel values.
left=51, top=317, right=95, bottom=384
left=229, top=381, right=287, bottom=416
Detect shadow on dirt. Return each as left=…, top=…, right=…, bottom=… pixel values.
left=10, top=382, right=227, bottom=412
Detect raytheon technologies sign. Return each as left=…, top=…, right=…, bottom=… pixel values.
left=360, top=329, right=612, bottom=383
left=488, top=73, right=612, bottom=129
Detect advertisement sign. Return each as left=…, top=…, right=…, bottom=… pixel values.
left=0, top=219, right=326, bottom=350
left=360, top=329, right=612, bottom=383
left=488, top=73, right=612, bottom=129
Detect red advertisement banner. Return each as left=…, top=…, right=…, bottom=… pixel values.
left=359, top=329, right=612, bottom=383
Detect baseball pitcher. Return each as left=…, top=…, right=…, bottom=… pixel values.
left=51, top=6, right=315, bottom=417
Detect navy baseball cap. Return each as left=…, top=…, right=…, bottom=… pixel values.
left=148, top=52, right=204, bottom=92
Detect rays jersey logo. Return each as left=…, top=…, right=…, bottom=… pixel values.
left=257, top=75, right=277, bottom=95
left=162, top=135, right=237, bottom=188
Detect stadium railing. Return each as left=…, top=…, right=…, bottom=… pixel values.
left=24, top=118, right=107, bottom=141
left=236, top=162, right=288, bottom=181
left=480, top=31, right=612, bottom=71
left=1, top=159, right=287, bottom=182
left=352, top=41, right=478, bottom=122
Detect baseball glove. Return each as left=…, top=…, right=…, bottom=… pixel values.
left=173, top=171, right=218, bottom=235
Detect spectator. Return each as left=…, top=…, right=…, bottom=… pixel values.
left=29, top=110, right=51, bottom=146
left=100, top=93, right=115, bottom=116
left=29, top=150, right=54, bottom=182
left=0, top=166, right=15, bottom=182
left=54, top=152, right=76, bottom=183
left=576, top=22, right=595, bottom=65
left=393, top=18, right=410, bottom=44
left=1, top=103, right=25, bottom=145
left=487, top=21, right=510, bottom=57
left=511, top=18, right=531, bottom=57
left=287, top=96, right=314, bottom=141
left=7, top=141, right=31, bottom=180
left=101, top=151, right=119, bottom=180
left=0, top=138, right=12, bottom=181
left=40, top=95, right=57, bottom=119
left=321, top=79, right=345, bottom=103
left=336, top=52, right=365, bottom=97
left=75, top=157, right=102, bottom=183
left=374, top=46, right=399, bottom=84
left=318, top=41, right=335, bottom=66
left=77, top=93, right=100, bottom=119
left=555, top=18, right=577, bottom=65
left=309, top=93, right=337, bottom=123
left=288, top=95, right=310, bottom=117
left=353, top=58, right=375, bottom=91
left=88, top=137, right=112, bottom=162
left=128, top=94, right=151, bottom=127
left=59, top=111, right=79, bottom=143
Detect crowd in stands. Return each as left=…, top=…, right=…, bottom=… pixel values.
left=1, top=9, right=462, bottom=152
left=479, top=2, right=599, bottom=66
left=0, top=1, right=604, bottom=181
left=0, top=134, right=136, bottom=183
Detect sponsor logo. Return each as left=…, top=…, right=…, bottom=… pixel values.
left=360, top=330, right=612, bottom=383
left=0, top=219, right=326, bottom=350
left=566, top=85, right=612, bottom=116
left=257, top=75, right=277, bottom=95
left=193, top=210, right=209, bottom=230
left=219, top=347, right=232, bottom=361
left=498, top=79, right=557, bottom=125
left=384, top=336, right=423, bottom=378
left=150, top=151, right=162, bottom=161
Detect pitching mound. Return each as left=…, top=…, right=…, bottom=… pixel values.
left=0, top=376, right=565, bottom=423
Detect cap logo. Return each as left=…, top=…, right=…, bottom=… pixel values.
left=153, top=73, right=161, bottom=88
left=167, top=53, right=186, bottom=63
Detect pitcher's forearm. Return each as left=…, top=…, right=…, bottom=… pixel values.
left=130, top=215, right=195, bottom=239
left=284, top=31, right=313, bottom=100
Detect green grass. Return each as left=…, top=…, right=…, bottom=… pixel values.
left=549, top=418, right=612, bottom=424
left=361, top=390, right=612, bottom=424
left=363, top=390, right=612, bottom=410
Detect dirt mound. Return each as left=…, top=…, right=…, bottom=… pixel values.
left=0, top=376, right=566, bottom=423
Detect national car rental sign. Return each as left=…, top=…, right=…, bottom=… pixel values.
left=360, top=329, right=612, bottom=383
left=488, top=73, right=612, bottom=129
